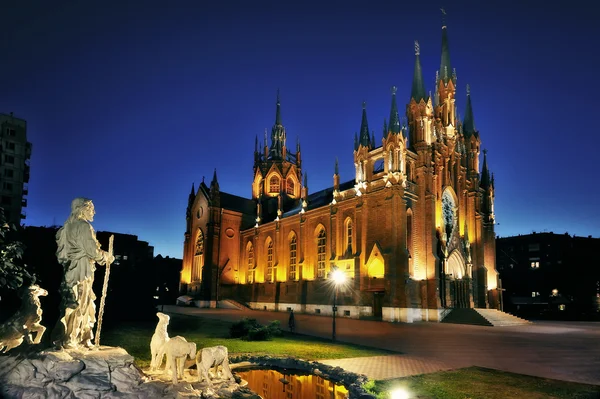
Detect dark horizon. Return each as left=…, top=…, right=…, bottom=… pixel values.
left=2, top=0, right=598, bottom=257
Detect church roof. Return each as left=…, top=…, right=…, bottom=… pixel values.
left=220, top=192, right=256, bottom=215
left=281, top=179, right=355, bottom=218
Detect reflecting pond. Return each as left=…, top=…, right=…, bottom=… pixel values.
left=236, top=367, right=349, bottom=399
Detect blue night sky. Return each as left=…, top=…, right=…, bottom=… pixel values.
left=1, top=1, right=598, bottom=258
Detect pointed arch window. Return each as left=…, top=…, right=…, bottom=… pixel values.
left=344, top=218, right=353, bottom=256
left=317, top=228, right=326, bottom=278
left=289, top=235, right=297, bottom=280
left=269, top=176, right=280, bottom=193
left=247, top=243, right=255, bottom=284
left=266, top=240, right=274, bottom=282
left=286, top=178, right=295, bottom=196
left=192, top=229, right=204, bottom=282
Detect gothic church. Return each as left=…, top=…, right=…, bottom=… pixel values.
left=180, top=21, right=498, bottom=322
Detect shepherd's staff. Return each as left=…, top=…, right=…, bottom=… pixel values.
left=94, top=234, right=114, bottom=348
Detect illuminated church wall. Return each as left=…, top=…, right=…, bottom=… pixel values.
left=181, top=20, right=499, bottom=322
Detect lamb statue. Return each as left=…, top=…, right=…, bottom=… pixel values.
left=0, top=285, right=48, bottom=353
left=196, top=345, right=235, bottom=385
left=158, top=335, right=196, bottom=384
left=150, top=312, right=170, bottom=371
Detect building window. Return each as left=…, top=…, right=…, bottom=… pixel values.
left=5, top=142, right=15, bottom=150
left=530, top=261, right=540, bottom=269
left=407, top=209, right=413, bottom=254
left=266, top=240, right=274, bottom=282
left=1, top=196, right=11, bottom=205
left=4, top=155, right=14, bottom=164
left=192, top=229, right=204, bottom=282
left=528, top=243, right=540, bottom=252
left=269, top=176, right=280, bottom=193
left=7, top=128, right=15, bottom=136
left=344, top=218, right=353, bottom=255
left=286, top=178, right=294, bottom=196
left=317, top=228, right=326, bottom=278
left=3, top=169, right=13, bottom=178
left=289, top=235, right=297, bottom=280
left=2, top=182, right=12, bottom=191
left=247, top=243, right=255, bottom=284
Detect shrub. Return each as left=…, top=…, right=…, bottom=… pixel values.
left=230, top=318, right=282, bottom=341
left=0, top=208, right=33, bottom=291
left=267, top=320, right=283, bottom=337
left=246, top=326, right=272, bottom=341
left=229, top=318, right=262, bottom=338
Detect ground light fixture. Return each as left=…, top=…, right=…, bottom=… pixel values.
left=389, top=387, right=410, bottom=399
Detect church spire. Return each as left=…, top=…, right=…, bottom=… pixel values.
left=411, top=41, right=427, bottom=103
left=382, top=118, right=388, bottom=139
left=480, top=150, right=490, bottom=189
left=270, top=89, right=286, bottom=159
left=463, top=84, right=477, bottom=136
left=439, top=9, right=454, bottom=84
left=275, top=88, right=282, bottom=125
left=359, top=102, right=370, bottom=148
left=388, top=86, right=401, bottom=134
left=211, top=168, right=218, bottom=186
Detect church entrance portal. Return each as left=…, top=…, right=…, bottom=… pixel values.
left=373, top=292, right=383, bottom=318
left=445, top=250, right=472, bottom=308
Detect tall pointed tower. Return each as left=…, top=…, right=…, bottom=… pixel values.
left=252, top=91, right=303, bottom=222
left=407, top=41, right=434, bottom=148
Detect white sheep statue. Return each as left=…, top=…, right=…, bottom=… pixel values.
left=196, top=345, right=235, bottom=385
left=150, top=312, right=170, bottom=371
left=158, top=335, right=197, bottom=384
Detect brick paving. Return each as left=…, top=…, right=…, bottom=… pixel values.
left=319, top=355, right=455, bottom=380
left=164, top=305, right=600, bottom=385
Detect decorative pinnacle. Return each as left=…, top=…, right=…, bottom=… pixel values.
left=466, top=84, right=471, bottom=95
left=391, top=86, right=397, bottom=95
left=362, top=101, right=367, bottom=109
left=483, top=149, right=488, bottom=156
left=441, top=7, right=447, bottom=28
left=415, top=40, right=420, bottom=56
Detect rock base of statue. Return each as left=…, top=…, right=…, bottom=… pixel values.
left=0, top=346, right=245, bottom=399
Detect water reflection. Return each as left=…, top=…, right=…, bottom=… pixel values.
left=236, top=367, right=349, bottom=399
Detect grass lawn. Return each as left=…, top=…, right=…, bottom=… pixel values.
left=102, top=313, right=600, bottom=398
left=101, top=313, right=395, bottom=369
left=366, top=367, right=600, bottom=399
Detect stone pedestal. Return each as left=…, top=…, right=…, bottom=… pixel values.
left=0, top=346, right=242, bottom=399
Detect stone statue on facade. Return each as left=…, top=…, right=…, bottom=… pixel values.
left=52, top=198, right=114, bottom=350
left=0, top=284, right=48, bottom=353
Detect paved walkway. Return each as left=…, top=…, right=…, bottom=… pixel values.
left=163, top=305, right=600, bottom=385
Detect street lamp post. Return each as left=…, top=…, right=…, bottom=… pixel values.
left=330, top=268, right=346, bottom=341
left=332, top=285, right=338, bottom=340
